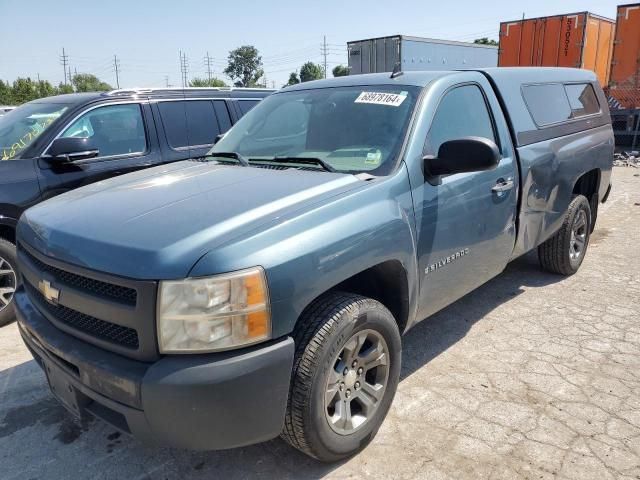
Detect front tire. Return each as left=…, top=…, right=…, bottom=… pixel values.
left=282, top=292, right=401, bottom=462
left=538, top=195, right=592, bottom=275
left=0, top=238, right=18, bottom=327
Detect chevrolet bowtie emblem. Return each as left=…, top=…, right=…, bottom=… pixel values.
left=38, top=280, right=60, bottom=304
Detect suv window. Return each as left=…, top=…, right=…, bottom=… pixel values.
left=213, top=100, right=232, bottom=132
left=427, top=85, right=496, bottom=155
left=60, top=103, right=146, bottom=158
left=238, top=100, right=259, bottom=115
left=1, top=103, right=68, bottom=160
left=158, top=100, right=221, bottom=149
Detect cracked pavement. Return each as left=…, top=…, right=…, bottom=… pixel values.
left=1, top=167, right=639, bottom=479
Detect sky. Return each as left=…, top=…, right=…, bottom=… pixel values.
left=0, top=0, right=625, bottom=89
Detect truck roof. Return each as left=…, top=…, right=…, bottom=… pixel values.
left=283, top=67, right=605, bottom=147
left=283, top=67, right=597, bottom=91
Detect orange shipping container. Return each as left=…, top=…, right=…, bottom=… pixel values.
left=608, top=4, right=640, bottom=109
left=498, top=12, right=615, bottom=87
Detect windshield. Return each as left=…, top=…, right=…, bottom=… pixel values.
left=0, top=103, right=68, bottom=160
left=208, top=85, right=420, bottom=175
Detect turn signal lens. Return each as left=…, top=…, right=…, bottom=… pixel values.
left=157, top=267, right=271, bottom=353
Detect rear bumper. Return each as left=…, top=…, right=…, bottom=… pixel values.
left=15, top=288, right=295, bottom=450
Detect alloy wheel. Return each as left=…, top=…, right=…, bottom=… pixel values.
left=0, top=256, right=17, bottom=312
left=569, top=209, right=588, bottom=260
left=324, top=329, right=390, bottom=434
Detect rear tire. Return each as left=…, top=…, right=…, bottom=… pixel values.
left=282, top=292, right=401, bottom=462
left=0, top=238, right=18, bottom=327
left=538, top=195, right=591, bottom=276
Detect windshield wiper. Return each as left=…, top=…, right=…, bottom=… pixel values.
left=204, top=151, right=250, bottom=167
left=267, top=156, right=336, bottom=172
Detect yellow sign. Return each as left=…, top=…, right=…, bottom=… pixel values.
left=2, top=117, right=56, bottom=160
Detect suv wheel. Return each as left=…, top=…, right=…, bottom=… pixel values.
left=282, top=292, right=401, bottom=462
left=0, top=238, right=18, bottom=327
left=538, top=195, right=592, bottom=275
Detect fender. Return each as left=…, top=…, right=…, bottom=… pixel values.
left=189, top=167, right=419, bottom=339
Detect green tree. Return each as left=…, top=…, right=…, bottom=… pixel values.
left=0, top=80, right=12, bottom=105
left=299, top=62, right=324, bottom=82
left=224, top=46, right=264, bottom=87
left=71, top=73, right=112, bottom=92
left=474, top=37, right=498, bottom=46
left=285, top=72, right=300, bottom=86
left=36, top=80, right=56, bottom=99
left=57, top=83, right=74, bottom=95
left=332, top=65, right=349, bottom=77
left=10, top=78, right=40, bottom=104
left=189, top=77, right=227, bottom=87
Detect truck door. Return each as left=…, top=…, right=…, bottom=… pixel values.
left=412, top=77, right=518, bottom=321
left=37, top=102, right=160, bottom=201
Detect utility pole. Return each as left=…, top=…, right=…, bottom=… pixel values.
left=113, top=55, right=121, bottom=89
left=322, top=35, right=328, bottom=78
left=164, top=75, right=170, bottom=88
left=68, top=66, right=73, bottom=87
left=60, top=48, right=69, bottom=85
left=204, top=52, right=213, bottom=82
left=179, top=51, right=189, bottom=88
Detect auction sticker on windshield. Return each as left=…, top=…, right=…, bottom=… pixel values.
left=354, top=91, right=408, bottom=107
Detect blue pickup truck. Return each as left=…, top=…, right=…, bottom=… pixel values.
left=14, top=68, right=613, bottom=461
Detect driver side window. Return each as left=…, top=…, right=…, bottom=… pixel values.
left=427, top=85, right=496, bottom=156
left=60, top=104, right=147, bottom=158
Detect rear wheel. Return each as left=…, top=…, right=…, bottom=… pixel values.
left=282, top=292, right=401, bottom=462
left=538, top=195, right=591, bottom=275
left=0, top=238, right=18, bottom=327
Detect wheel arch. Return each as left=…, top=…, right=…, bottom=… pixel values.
left=572, top=168, right=601, bottom=232
left=296, top=259, right=411, bottom=335
left=0, top=221, right=16, bottom=245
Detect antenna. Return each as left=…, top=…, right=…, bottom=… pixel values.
left=390, top=63, right=403, bottom=79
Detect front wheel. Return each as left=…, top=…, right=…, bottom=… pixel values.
left=282, top=292, right=401, bottom=462
left=0, top=238, right=18, bottom=327
left=538, top=195, right=592, bottom=275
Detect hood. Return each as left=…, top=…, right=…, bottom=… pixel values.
left=18, top=161, right=362, bottom=279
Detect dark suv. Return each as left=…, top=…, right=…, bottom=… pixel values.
left=0, top=87, right=273, bottom=325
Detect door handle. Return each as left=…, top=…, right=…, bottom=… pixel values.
left=492, top=179, right=514, bottom=193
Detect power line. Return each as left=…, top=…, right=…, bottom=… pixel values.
left=60, top=48, right=69, bottom=85
left=179, top=51, right=189, bottom=88
left=204, top=51, right=214, bottom=81
left=113, top=55, right=121, bottom=89
left=321, top=36, right=328, bottom=79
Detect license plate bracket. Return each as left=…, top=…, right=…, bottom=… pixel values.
left=44, top=360, right=85, bottom=420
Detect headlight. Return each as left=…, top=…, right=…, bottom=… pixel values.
left=158, top=267, right=271, bottom=353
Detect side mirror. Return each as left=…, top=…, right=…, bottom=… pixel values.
left=45, top=137, right=99, bottom=163
left=423, top=136, right=500, bottom=178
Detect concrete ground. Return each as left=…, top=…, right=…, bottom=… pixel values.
left=1, top=167, right=639, bottom=480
